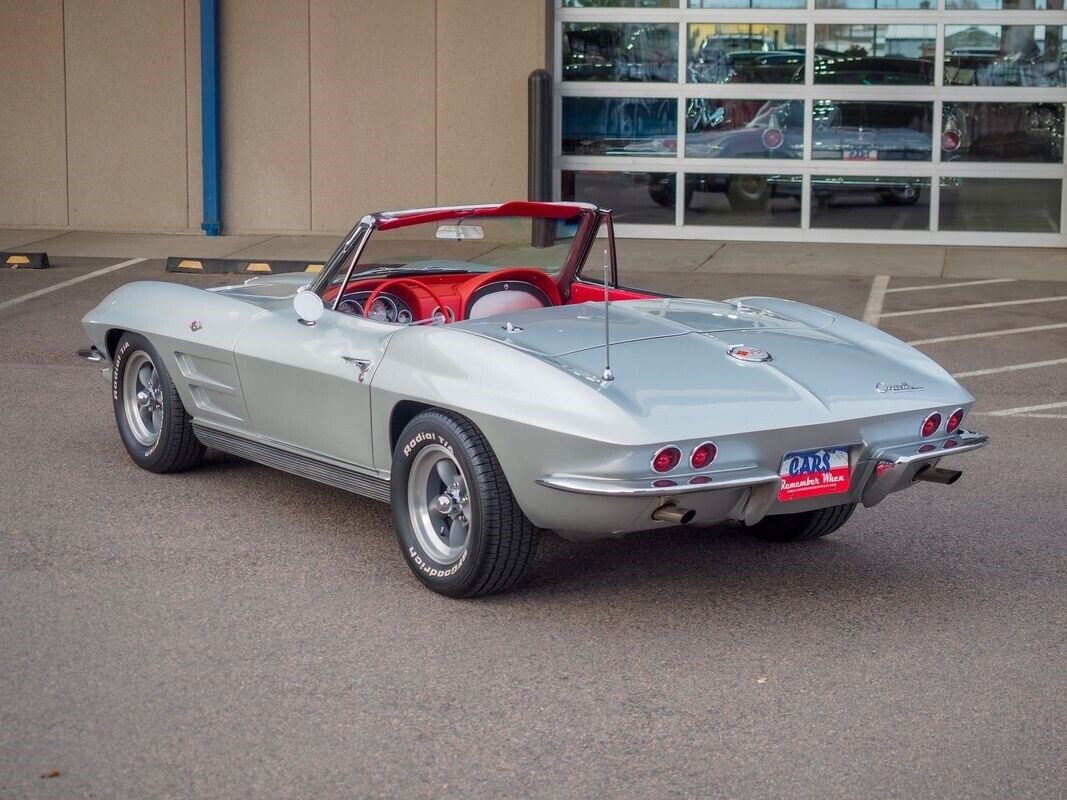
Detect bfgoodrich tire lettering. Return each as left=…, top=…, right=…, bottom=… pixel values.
left=745, top=502, right=856, bottom=543
left=112, top=333, right=205, bottom=474
left=391, top=410, right=539, bottom=597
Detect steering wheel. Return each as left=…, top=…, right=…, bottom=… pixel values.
left=362, top=278, right=452, bottom=325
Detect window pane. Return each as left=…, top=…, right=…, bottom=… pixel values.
left=561, top=171, right=677, bottom=225
left=810, top=177, right=930, bottom=229
left=563, top=23, right=678, bottom=82
left=812, top=101, right=933, bottom=160
left=945, top=26, right=1066, bottom=87
left=688, top=24, right=806, bottom=83
left=814, top=26, right=936, bottom=84
left=815, top=0, right=933, bottom=7
left=565, top=0, right=677, bottom=6
left=687, top=99, right=804, bottom=158
left=687, top=0, right=805, bottom=8
left=683, top=174, right=802, bottom=226
left=943, top=102, right=1064, bottom=162
left=940, top=178, right=1062, bottom=232
left=562, top=98, right=678, bottom=156
left=945, top=0, right=1061, bottom=9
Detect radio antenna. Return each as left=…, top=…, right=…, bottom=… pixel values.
left=601, top=249, right=614, bottom=382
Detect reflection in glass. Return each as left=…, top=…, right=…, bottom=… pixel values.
left=945, top=0, right=1060, bottom=8
left=810, top=177, right=930, bottom=229
left=561, top=171, right=676, bottom=225
left=682, top=174, right=802, bottom=226
left=816, top=0, right=932, bottom=7
left=940, top=178, right=1062, bottom=232
left=687, top=24, right=805, bottom=83
left=945, top=26, right=1066, bottom=86
left=687, top=0, right=802, bottom=6
left=943, top=103, right=1064, bottom=162
left=686, top=99, right=804, bottom=158
left=565, top=0, right=676, bottom=6
left=562, top=98, right=678, bottom=156
left=814, top=26, right=935, bottom=84
left=812, top=101, right=932, bottom=160
left=563, top=23, right=678, bottom=82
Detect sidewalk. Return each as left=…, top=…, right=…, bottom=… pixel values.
left=2, top=228, right=1064, bottom=281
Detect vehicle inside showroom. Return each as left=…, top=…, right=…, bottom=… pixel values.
left=557, top=0, right=1067, bottom=246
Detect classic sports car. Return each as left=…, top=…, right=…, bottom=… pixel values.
left=79, top=201, right=988, bottom=597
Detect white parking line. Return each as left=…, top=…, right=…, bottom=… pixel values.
left=1015, top=413, right=1067, bottom=420
left=976, top=401, right=1067, bottom=416
left=0, top=258, right=147, bottom=312
left=881, top=295, right=1067, bottom=318
left=952, top=358, right=1067, bottom=379
left=886, top=278, right=1016, bottom=294
left=862, top=275, right=889, bottom=327
left=908, top=322, right=1067, bottom=346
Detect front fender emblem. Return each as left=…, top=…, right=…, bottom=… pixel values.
left=190, top=320, right=203, bottom=332
left=728, top=345, right=771, bottom=363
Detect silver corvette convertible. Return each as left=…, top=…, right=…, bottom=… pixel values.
left=79, top=201, right=988, bottom=596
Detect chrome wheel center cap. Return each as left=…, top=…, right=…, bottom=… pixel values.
left=434, top=494, right=454, bottom=515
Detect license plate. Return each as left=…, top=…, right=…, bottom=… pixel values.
left=843, top=149, right=878, bottom=161
left=777, top=448, right=851, bottom=503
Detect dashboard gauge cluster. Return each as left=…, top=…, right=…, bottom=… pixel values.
left=337, top=291, right=413, bottom=324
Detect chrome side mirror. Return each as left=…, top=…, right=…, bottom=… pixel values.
left=294, top=291, right=324, bottom=325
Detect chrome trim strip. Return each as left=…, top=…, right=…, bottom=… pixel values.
left=537, top=465, right=779, bottom=497
left=861, top=429, right=989, bottom=508
left=192, top=423, right=391, bottom=503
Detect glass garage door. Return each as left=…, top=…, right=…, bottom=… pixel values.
left=555, top=1, right=1067, bottom=246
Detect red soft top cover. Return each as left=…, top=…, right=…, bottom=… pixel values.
left=375, top=200, right=593, bottom=231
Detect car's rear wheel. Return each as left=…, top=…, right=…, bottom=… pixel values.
left=112, top=333, right=205, bottom=473
left=878, top=186, right=921, bottom=206
left=726, top=175, right=771, bottom=211
left=391, top=410, right=539, bottom=597
left=745, top=503, right=856, bottom=543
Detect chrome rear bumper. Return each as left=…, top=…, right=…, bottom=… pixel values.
left=861, top=429, right=989, bottom=508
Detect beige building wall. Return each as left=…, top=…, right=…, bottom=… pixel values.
left=0, top=1, right=69, bottom=227
left=0, top=0, right=548, bottom=235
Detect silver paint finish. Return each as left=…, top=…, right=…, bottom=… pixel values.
left=80, top=203, right=988, bottom=540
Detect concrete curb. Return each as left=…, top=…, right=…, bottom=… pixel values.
left=165, top=257, right=325, bottom=275
left=3, top=252, right=49, bottom=269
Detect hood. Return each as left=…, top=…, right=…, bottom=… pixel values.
left=456, top=299, right=963, bottom=434
left=208, top=274, right=310, bottom=306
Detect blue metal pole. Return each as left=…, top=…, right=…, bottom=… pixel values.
left=200, top=0, right=221, bottom=235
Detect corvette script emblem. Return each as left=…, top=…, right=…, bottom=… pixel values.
left=875, top=381, right=923, bottom=393
left=728, top=345, right=772, bottom=363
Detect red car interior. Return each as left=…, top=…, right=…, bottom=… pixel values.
left=321, top=266, right=655, bottom=323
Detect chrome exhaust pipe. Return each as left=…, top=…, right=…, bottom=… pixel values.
left=77, top=346, right=105, bottom=364
left=914, top=465, right=962, bottom=485
left=652, top=504, right=695, bottom=525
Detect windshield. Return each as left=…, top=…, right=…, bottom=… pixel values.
left=327, top=215, right=581, bottom=287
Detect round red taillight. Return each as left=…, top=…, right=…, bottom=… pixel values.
left=921, top=412, right=942, bottom=438
left=690, top=441, right=717, bottom=470
left=946, top=407, right=965, bottom=434
left=762, top=128, right=784, bottom=150
left=941, top=130, right=961, bottom=153
left=651, top=446, right=682, bottom=473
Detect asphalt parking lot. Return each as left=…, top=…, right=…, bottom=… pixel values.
left=1, top=255, right=1065, bottom=799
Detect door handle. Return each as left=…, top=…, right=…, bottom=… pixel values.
left=341, top=355, right=373, bottom=382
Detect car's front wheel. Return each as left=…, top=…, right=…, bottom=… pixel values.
left=391, top=410, right=539, bottom=597
left=745, top=503, right=856, bottom=543
left=112, top=332, right=205, bottom=473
